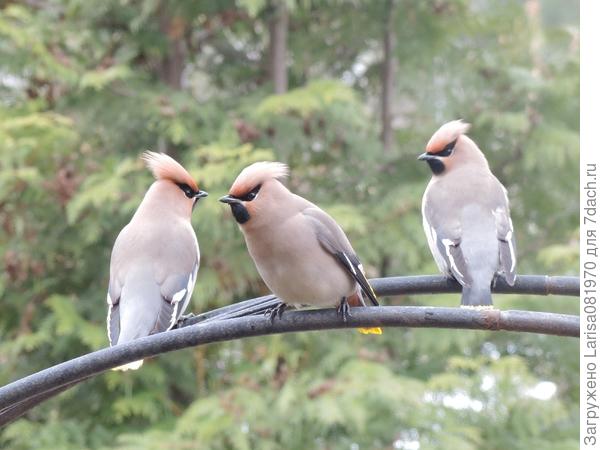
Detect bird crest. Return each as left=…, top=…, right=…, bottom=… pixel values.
left=141, top=151, right=199, bottom=191
left=426, top=120, right=471, bottom=154
left=230, top=161, right=289, bottom=197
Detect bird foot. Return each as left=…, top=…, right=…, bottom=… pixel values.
left=265, top=302, right=288, bottom=323
left=176, top=312, right=196, bottom=328
left=337, top=297, right=350, bottom=323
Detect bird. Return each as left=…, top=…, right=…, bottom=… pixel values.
left=219, top=162, right=382, bottom=334
left=106, top=151, right=207, bottom=370
left=418, top=120, right=517, bottom=308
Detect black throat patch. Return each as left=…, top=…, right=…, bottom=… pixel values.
left=230, top=203, right=250, bottom=224
left=427, top=159, right=445, bottom=175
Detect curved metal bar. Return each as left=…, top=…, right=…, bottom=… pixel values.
left=179, top=274, right=579, bottom=328
left=369, top=274, right=580, bottom=297
left=0, top=304, right=579, bottom=427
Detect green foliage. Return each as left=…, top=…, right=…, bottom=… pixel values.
left=0, top=0, right=578, bottom=449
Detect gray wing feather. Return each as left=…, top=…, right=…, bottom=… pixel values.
left=303, top=207, right=378, bottom=306
left=151, top=300, right=178, bottom=334
left=494, top=203, right=517, bottom=286
left=159, top=264, right=199, bottom=330
left=436, top=237, right=472, bottom=287
left=302, top=208, right=354, bottom=254
left=106, top=281, right=121, bottom=346
left=107, top=262, right=198, bottom=345
left=107, top=300, right=120, bottom=346
left=423, top=206, right=472, bottom=287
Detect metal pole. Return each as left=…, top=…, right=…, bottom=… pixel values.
left=0, top=305, right=579, bottom=426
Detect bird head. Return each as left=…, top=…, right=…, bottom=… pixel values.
left=418, top=120, right=487, bottom=175
left=141, top=151, right=208, bottom=210
left=220, top=161, right=289, bottom=226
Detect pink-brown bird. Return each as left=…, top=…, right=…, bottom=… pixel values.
left=220, top=162, right=381, bottom=334
left=419, top=120, right=517, bottom=307
left=107, top=151, right=207, bottom=370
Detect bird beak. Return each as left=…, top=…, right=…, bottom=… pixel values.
left=195, top=191, right=208, bottom=199
left=417, top=152, right=436, bottom=161
left=219, top=195, right=241, bottom=205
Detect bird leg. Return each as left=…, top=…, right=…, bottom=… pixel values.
left=337, top=297, right=350, bottom=323
left=265, top=302, right=288, bottom=323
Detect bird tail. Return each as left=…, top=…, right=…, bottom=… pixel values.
left=358, top=327, right=383, bottom=335
left=460, top=284, right=493, bottom=308
left=112, top=360, right=144, bottom=371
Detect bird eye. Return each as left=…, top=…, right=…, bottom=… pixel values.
left=240, top=184, right=262, bottom=202
left=176, top=183, right=196, bottom=199
left=437, top=138, right=458, bottom=157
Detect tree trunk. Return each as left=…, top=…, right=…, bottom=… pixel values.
left=381, top=0, right=396, bottom=154
left=158, top=6, right=187, bottom=90
left=525, top=0, right=544, bottom=76
left=268, top=1, right=288, bottom=94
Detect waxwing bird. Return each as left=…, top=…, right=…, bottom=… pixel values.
left=219, top=162, right=381, bottom=334
left=107, top=151, right=207, bottom=370
left=418, top=120, right=517, bottom=308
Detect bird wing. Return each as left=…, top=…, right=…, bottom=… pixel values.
left=157, top=259, right=200, bottom=331
left=422, top=209, right=472, bottom=288
left=493, top=188, right=517, bottom=286
left=302, top=207, right=378, bottom=306
left=107, top=264, right=124, bottom=346
left=107, top=261, right=199, bottom=345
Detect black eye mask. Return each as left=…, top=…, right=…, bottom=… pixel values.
left=420, top=138, right=457, bottom=175
left=435, top=138, right=457, bottom=158
left=427, top=159, right=446, bottom=175
left=176, top=183, right=196, bottom=198
left=230, top=203, right=251, bottom=224
left=238, top=184, right=262, bottom=202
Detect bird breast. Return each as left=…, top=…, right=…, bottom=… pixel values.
left=113, top=217, right=198, bottom=284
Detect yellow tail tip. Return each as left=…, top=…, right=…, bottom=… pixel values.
left=358, top=327, right=383, bottom=335
left=112, top=359, right=144, bottom=371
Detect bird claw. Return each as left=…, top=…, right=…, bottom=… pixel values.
left=337, top=297, right=350, bottom=323
left=176, top=312, right=196, bottom=328
left=265, top=302, right=288, bottom=323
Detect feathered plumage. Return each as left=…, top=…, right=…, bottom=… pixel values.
left=426, top=119, right=471, bottom=154
left=142, top=151, right=199, bottom=192
left=229, top=161, right=289, bottom=197
left=107, top=151, right=204, bottom=371
left=420, top=120, right=516, bottom=308
left=221, top=162, right=381, bottom=334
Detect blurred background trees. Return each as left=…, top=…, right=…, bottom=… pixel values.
left=0, top=0, right=579, bottom=449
